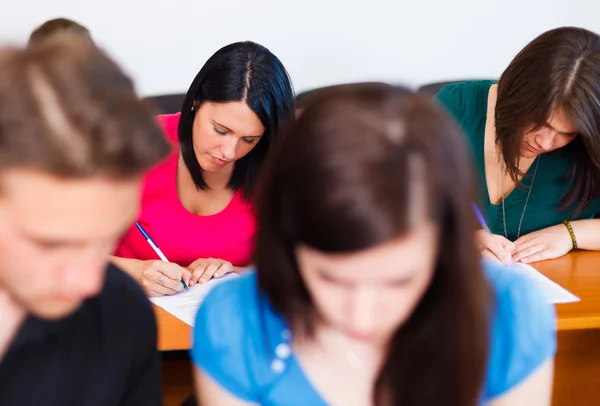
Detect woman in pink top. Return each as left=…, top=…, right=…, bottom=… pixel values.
left=112, top=41, right=295, bottom=296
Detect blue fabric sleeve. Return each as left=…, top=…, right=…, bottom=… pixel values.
left=191, top=276, right=259, bottom=402
left=484, top=263, right=557, bottom=399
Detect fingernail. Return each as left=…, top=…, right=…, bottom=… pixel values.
left=189, top=281, right=194, bottom=287
left=200, top=277, right=207, bottom=283
left=214, top=272, right=221, bottom=278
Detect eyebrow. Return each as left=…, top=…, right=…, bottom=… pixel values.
left=213, top=120, right=263, bottom=138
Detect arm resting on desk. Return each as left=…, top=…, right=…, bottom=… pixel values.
left=571, top=219, right=600, bottom=250
left=512, top=219, right=600, bottom=263
left=488, top=360, right=554, bottom=406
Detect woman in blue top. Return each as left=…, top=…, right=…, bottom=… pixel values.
left=191, top=84, right=556, bottom=405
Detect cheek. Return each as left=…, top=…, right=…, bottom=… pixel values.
left=0, top=237, right=55, bottom=299
left=385, top=274, right=434, bottom=327
left=524, top=131, right=537, bottom=143
left=556, top=136, right=575, bottom=149
left=303, top=277, right=346, bottom=324
left=192, top=124, right=219, bottom=151
left=234, top=142, right=259, bottom=160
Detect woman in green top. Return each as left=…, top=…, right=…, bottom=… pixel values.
left=436, top=27, right=600, bottom=265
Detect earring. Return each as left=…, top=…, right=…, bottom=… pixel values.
left=191, top=105, right=195, bottom=112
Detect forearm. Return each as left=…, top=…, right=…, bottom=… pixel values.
left=569, top=219, right=600, bottom=250
left=110, top=256, right=142, bottom=280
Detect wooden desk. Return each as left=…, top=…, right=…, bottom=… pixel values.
left=154, top=252, right=600, bottom=406
left=535, top=251, right=600, bottom=331
left=154, top=306, right=190, bottom=351
left=533, top=251, right=600, bottom=405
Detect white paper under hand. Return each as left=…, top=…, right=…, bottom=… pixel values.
left=150, top=273, right=238, bottom=326
left=509, top=262, right=579, bottom=304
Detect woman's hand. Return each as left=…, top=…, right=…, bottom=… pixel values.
left=512, top=224, right=573, bottom=263
left=187, top=258, right=236, bottom=286
left=135, top=260, right=191, bottom=296
left=476, top=230, right=516, bottom=265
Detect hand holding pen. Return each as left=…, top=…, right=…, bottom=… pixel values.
left=470, top=203, right=515, bottom=265
left=134, top=222, right=190, bottom=296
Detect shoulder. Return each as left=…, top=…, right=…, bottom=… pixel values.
left=156, top=113, right=181, bottom=144
left=434, top=80, right=494, bottom=119
left=73, top=263, right=157, bottom=358
left=483, top=261, right=557, bottom=399
left=194, top=273, right=259, bottom=336
left=94, top=263, right=156, bottom=328
left=192, top=272, right=281, bottom=402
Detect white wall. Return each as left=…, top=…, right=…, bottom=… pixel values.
left=2, top=0, right=599, bottom=97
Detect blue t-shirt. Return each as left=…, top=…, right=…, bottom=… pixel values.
left=191, top=262, right=556, bottom=405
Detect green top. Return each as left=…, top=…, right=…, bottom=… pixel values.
left=435, top=80, right=600, bottom=241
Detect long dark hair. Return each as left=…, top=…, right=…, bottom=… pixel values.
left=255, top=84, right=493, bottom=406
left=178, top=41, right=295, bottom=201
left=496, top=26, right=600, bottom=214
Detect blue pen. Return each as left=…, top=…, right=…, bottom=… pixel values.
left=135, top=222, right=189, bottom=291
left=470, top=202, right=492, bottom=234
left=470, top=202, right=511, bottom=264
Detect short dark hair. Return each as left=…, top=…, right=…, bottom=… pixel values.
left=29, top=18, right=93, bottom=46
left=0, top=35, right=170, bottom=180
left=178, top=41, right=295, bottom=201
left=496, top=26, right=600, bottom=214
left=255, top=84, right=493, bottom=406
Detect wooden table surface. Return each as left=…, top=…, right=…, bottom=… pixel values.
left=154, top=251, right=600, bottom=351
left=534, top=251, right=600, bottom=331
left=154, top=305, right=191, bottom=351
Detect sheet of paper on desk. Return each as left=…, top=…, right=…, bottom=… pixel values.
left=510, top=262, right=579, bottom=304
left=150, top=274, right=238, bottom=326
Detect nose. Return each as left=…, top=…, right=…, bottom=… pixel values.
left=346, top=287, right=378, bottom=335
left=535, top=130, right=555, bottom=151
left=220, top=136, right=239, bottom=161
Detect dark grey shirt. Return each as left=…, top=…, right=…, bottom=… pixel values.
left=0, top=264, right=161, bottom=406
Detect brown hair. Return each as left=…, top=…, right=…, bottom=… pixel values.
left=29, top=18, right=93, bottom=46
left=0, top=35, right=170, bottom=180
left=496, top=26, right=600, bottom=214
left=256, top=84, right=493, bottom=406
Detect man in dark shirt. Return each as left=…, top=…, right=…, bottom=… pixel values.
left=0, top=36, right=171, bottom=405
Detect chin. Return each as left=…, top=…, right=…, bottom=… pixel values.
left=28, top=300, right=83, bottom=320
left=198, top=159, right=220, bottom=173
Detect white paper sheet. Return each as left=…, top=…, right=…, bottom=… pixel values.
left=509, top=262, right=579, bottom=304
left=150, top=274, right=238, bottom=326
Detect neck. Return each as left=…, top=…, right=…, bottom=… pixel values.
left=314, top=323, right=385, bottom=375
left=0, top=287, right=26, bottom=362
left=201, top=164, right=234, bottom=190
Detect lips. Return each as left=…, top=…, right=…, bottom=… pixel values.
left=210, top=155, right=229, bottom=166
left=348, top=331, right=377, bottom=341
left=527, top=143, right=542, bottom=154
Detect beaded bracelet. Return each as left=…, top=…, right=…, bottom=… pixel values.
left=563, top=220, right=577, bottom=250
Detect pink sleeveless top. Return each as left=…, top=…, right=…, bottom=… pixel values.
left=114, top=113, right=256, bottom=267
